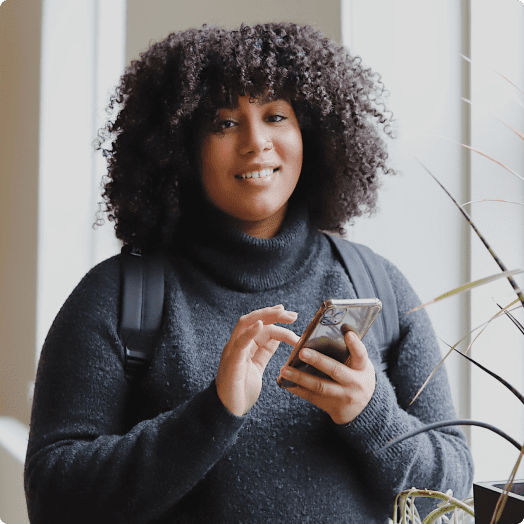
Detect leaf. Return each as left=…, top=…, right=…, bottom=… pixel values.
left=410, top=346, right=454, bottom=404
left=410, top=300, right=521, bottom=403
left=417, top=161, right=524, bottom=309
left=407, top=269, right=524, bottom=314
left=463, top=320, right=491, bottom=355
left=431, top=137, right=524, bottom=183
left=462, top=98, right=524, bottom=143
left=500, top=120, right=524, bottom=143
left=461, top=54, right=524, bottom=97
left=461, top=199, right=524, bottom=207
left=494, top=301, right=524, bottom=335
left=463, top=300, right=522, bottom=355
left=438, top=338, right=524, bottom=405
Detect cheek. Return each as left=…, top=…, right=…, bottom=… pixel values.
left=200, top=140, right=231, bottom=191
left=202, top=141, right=223, bottom=173
left=285, top=131, right=303, bottom=179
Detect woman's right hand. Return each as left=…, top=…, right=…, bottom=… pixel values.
left=216, top=304, right=299, bottom=417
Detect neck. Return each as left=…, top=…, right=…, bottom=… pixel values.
left=228, top=205, right=288, bottom=239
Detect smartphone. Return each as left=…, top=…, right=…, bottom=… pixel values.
left=277, top=298, right=382, bottom=389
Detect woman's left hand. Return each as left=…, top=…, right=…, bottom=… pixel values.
left=279, top=330, right=376, bottom=425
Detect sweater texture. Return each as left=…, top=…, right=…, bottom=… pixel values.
left=25, top=203, right=474, bottom=523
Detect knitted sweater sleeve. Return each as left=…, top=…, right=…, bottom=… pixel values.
left=335, top=256, right=474, bottom=512
left=24, top=257, right=244, bottom=524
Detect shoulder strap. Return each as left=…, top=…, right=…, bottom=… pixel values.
left=119, top=246, right=164, bottom=381
left=324, top=233, right=399, bottom=373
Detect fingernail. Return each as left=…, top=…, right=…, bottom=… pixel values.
left=301, top=348, right=312, bottom=359
left=340, top=323, right=351, bottom=335
left=281, top=368, right=292, bottom=377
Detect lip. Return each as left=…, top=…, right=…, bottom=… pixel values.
left=234, top=165, right=280, bottom=180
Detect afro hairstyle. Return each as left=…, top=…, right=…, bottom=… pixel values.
left=96, top=22, right=396, bottom=250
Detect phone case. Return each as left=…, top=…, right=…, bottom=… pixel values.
left=277, top=299, right=382, bottom=389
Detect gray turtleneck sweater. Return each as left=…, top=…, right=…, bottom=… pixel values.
left=25, top=205, right=473, bottom=523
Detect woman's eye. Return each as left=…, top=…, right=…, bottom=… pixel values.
left=210, top=119, right=236, bottom=133
left=220, top=120, right=236, bottom=129
left=268, top=114, right=286, bottom=123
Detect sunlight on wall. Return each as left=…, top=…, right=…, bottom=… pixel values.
left=37, top=0, right=124, bottom=356
left=468, top=0, right=524, bottom=484
left=343, top=0, right=471, bottom=431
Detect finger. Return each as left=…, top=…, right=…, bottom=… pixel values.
left=250, top=326, right=300, bottom=369
left=279, top=365, right=340, bottom=397
left=230, top=306, right=279, bottom=338
left=283, top=381, right=323, bottom=406
left=229, top=320, right=264, bottom=354
left=344, top=331, right=368, bottom=371
left=265, top=325, right=301, bottom=347
left=297, top=348, right=351, bottom=385
left=238, top=305, right=298, bottom=328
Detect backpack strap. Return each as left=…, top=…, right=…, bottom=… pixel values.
left=119, top=246, right=164, bottom=381
left=324, top=233, right=400, bottom=373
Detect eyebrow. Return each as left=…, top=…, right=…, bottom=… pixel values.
left=220, top=96, right=288, bottom=110
left=253, top=95, right=282, bottom=106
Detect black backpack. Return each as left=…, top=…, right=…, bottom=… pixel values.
left=118, top=233, right=400, bottom=381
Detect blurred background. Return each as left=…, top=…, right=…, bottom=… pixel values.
left=1, top=0, right=523, bottom=522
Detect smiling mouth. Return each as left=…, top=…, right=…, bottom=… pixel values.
left=235, top=167, right=280, bottom=180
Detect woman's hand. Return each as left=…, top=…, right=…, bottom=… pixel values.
left=216, top=305, right=299, bottom=417
left=279, top=331, right=376, bottom=425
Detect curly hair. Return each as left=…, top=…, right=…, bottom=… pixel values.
left=96, top=22, right=396, bottom=250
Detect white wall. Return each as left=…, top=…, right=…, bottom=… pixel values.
left=125, top=0, right=341, bottom=65
left=469, top=0, right=524, bottom=484
left=37, top=0, right=125, bottom=354
left=343, top=0, right=471, bottom=424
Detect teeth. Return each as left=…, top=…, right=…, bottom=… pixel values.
left=237, top=168, right=277, bottom=179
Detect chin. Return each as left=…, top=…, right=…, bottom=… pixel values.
left=237, top=206, right=284, bottom=223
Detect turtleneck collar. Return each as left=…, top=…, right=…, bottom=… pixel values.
left=178, top=200, right=320, bottom=292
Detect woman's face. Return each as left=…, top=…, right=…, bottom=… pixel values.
left=199, top=95, right=303, bottom=238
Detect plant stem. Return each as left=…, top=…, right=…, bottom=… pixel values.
left=393, top=489, right=474, bottom=523
left=379, top=419, right=522, bottom=452
left=417, top=160, right=524, bottom=310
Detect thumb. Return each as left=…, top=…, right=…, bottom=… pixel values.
left=344, top=330, right=368, bottom=370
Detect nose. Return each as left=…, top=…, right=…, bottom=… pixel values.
left=239, top=120, right=272, bottom=155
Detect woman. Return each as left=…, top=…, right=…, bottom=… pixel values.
left=24, top=22, right=473, bottom=523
